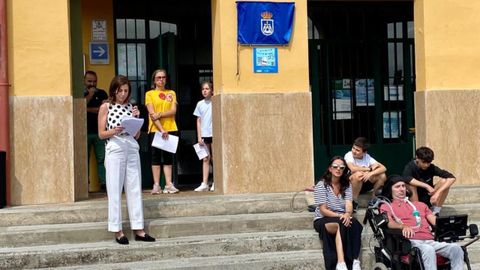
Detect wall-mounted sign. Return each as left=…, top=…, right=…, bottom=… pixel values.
left=237, top=2, right=295, bottom=45
left=92, top=20, right=107, bottom=41
left=253, top=47, right=278, bottom=73
left=89, top=42, right=109, bottom=65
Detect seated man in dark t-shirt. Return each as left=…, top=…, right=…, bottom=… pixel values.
left=402, top=146, right=456, bottom=216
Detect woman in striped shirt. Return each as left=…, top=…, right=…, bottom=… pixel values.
left=313, top=156, right=363, bottom=270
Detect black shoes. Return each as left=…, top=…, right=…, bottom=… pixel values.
left=115, top=233, right=156, bottom=244
left=116, top=235, right=129, bottom=245
left=135, top=233, right=156, bottom=242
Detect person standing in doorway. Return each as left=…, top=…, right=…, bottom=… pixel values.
left=193, top=81, right=214, bottom=192
left=84, top=70, right=108, bottom=190
left=145, top=69, right=179, bottom=194
left=98, top=75, right=155, bottom=245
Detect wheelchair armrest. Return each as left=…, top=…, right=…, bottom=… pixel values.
left=385, top=228, right=404, bottom=235
left=384, top=228, right=412, bottom=255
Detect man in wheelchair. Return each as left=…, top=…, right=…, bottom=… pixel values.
left=378, top=175, right=465, bottom=270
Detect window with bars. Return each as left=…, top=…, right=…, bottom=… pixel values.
left=115, top=18, right=178, bottom=105
left=382, top=20, right=414, bottom=141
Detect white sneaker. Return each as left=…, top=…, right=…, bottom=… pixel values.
left=352, top=259, right=361, bottom=270
left=336, top=262, right=348, bottom=270
left=150, top=184, right=161, bottom=195
left=210, top=182, right=215, bottom=191
left=194, top=183, right=209, bottom=192
left=163, top=185, right=179, bottom=194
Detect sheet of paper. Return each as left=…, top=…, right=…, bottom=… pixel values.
left=151, top=132, right=179, bottom=153
left=121, top=117, right=144, bottom=136
left=193, top=143, right=209, bottom=160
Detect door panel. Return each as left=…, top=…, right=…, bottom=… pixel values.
left=308, top=2, right=415, bottom=180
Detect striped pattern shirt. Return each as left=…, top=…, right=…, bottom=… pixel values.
left=314, top=180, right=352, bottom=220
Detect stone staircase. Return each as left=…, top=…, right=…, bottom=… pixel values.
left=0, top=186, right=479, bottom=269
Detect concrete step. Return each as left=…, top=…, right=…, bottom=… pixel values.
left=11, top=237, right=480, bottom=270
left=2, top=187, right=480, bottom=269
left=0, top=230, right=321, bottom=269
left=44, top=250, right=325, bottom=270
left=2, top=200, right=480, bottom=249
left=2, top=185, right=479, bottom=227
left=0, top=192, right=309, bottom=227
left=0, top=212, right=313, bottom=248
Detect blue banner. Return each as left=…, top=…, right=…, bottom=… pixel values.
left=237, top=1, right=295, bottom=45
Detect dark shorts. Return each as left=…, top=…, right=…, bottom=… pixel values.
left=149, top=132, right=177, bottom=165
left=417, top=185, right=434, bottom=207
left=202, top=137, right=212, bottom=144
left=360, top=180, right=374, bottom=194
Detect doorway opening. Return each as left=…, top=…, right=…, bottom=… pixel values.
left=308, top=1, right=415, bottom=179
left=113, top=0, right=213, bottom=190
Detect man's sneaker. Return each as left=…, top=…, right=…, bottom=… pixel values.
left=352, top=259, right=362, bottom=270
left=353, top=200, right=359, bottom=213
left=210, top=182, right=215, bottom=191
left=194, top=183, right=209, bottom=192
left=163, top=185, right=179, bottom=194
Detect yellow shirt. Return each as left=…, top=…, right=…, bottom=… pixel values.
left=145, top=89, right=178, bottom=132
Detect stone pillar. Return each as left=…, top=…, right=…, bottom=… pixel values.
left=8, top=0, right=87, bottom=204
left=414, top=0, right=480, bottom=184
left=211, top=0, right=314, bottom=193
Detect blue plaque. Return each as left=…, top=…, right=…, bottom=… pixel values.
left=253, top=48, right=278, bottom=73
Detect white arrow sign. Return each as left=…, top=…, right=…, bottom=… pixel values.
left=93, top=46, right=105, bottom=57
left=89, top=42, right=109, bottom=64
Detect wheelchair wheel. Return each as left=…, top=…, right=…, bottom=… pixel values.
left=372, top=262, right=388, bottom=270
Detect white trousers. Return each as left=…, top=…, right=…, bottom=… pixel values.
left=105, top=136, right=144, bottom=232
left=410, top=239, right=464, bottom=270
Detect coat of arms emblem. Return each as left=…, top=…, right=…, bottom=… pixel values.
left=260, top=11, right=274, bottom=36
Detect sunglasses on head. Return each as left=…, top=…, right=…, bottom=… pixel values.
left=331, top=164, right=346, bottom=170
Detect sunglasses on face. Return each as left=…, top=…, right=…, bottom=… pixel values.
left=331, top=164, right=346, bottom=170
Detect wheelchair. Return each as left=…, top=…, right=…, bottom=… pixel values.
left=363, top=197, right=479, bottom=270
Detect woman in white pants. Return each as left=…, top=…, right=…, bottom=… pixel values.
left=98, top=75, right=155, bottom=245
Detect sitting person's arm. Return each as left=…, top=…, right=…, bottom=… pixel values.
left=319, top=202, right=353, bottom=227
left=426, top=211, right=437, bottom=226
left=319, top=203, right=342, bottom=218
left=380, top=204, right=416, bottom=239
left=431, top=166, right=456, bottom=201
left=407, top=178, right=435, bottom=194
left=371, top=162, right=387, bottom=175
left=346, top=162, right=369, bottom=173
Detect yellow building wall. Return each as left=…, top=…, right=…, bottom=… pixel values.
left=212, top=0, right=309, bottom=94
left=7, top=0, right=89, bottom=204
left=414, top=0, right=480, bottom=185
left=8, top=0, right=71, bottom=96
left=415, top=0, right=480, bottom=91
left=81, top=0, right=115, bottom=91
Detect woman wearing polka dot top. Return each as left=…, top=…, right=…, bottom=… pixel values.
left=98, top=75, right=155, bottom=245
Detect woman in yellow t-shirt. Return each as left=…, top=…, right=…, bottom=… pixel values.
left=145, top=69, right=179, bottom=194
